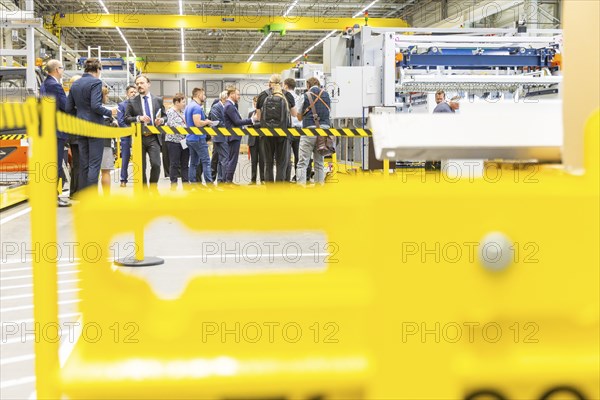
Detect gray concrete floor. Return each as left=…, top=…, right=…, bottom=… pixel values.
left=0, top=157, right=326, bottom=399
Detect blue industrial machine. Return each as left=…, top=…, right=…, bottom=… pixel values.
left=399, top=46, right=558, bottom=69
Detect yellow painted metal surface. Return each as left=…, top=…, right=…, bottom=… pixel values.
left=562, top=0, right=600, bottom=171
left=29, top=97, right=61, bottom=399
left=12, top=93, right=600, bottom=398
left=0, top=184, right=28, bottom=210
left=52, top=14, right=408, bottom=31
left=45, top=110, right=600, bottom=398
left=141, top=61, right=294, bottom=75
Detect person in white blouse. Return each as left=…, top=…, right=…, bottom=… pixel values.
left=165, top=93, right=189, bottom=189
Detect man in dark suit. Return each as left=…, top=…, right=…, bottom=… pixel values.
left=117, top=84, right=137, bottom=187
left=223, top=87, right=255, bottom=183
left=124, top=74, right=167, bottom=189
left=65, top=58, right=113, bottom=193
left=208, top=91, right=227, bottom=183
left=40, top=59, right=71, bottom=207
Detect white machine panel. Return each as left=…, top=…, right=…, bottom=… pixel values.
left=330, top=66, right=382, bottom=118
left=323, top=36, right=348, bottom=74
left=330, top=67, right=364, bottom=118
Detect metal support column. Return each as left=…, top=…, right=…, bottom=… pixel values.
left=25, top=0, right=36, bottom=92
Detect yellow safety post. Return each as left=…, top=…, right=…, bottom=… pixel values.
left=113, top=123, right=164, bottom=266
left=30, top=97, right=60, bottom=399
left=331, top=152, right=338, bottom=182
left=133, top=123, right=144, bottom=261
left=382, top=158, right=390, bottom=178
left=115, top=137, right=121, bottom=169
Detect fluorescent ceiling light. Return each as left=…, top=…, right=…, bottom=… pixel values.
left=98, top=1, right=136, bottom=59
left=247, top=32, right=273, bottom=63
left=291, top=30, right=337, bottom=63
left=180, top=28, right=185, bottom=61
left=179, top=1, right=185, bottom=61
left=97, top=0, right=109, bottom=14
left=353, top=0, right=379, bottom=18
left=283, top=0, right=299, bottom=17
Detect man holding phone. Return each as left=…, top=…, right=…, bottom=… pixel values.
left=125, top=74, right=167, bottom=189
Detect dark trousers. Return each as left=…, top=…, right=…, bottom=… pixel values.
left=166, top=141, right=189, bottom=184
left=57, top=138, right=67, bottom=186
left=120, top=136, right=131, bottom=183
left=213, top=142, right=229, bottom=183
left=142, top=135, right=161, bottom=186
left=78, top=137, right=104, bottom=191
left=160, top=132, right=170, bottom=177
left=225, top=140, right=241, bottom=183
left=286, top=137, right=300, bottom=181
left=69, top=143, right=79, bottom=196
left=210, top=148, right=219, bottom=182
left=249, top=138, right=265, bottom=183
left=263, top=137, right=291, bottom=182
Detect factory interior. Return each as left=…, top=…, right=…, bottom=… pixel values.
left=0, top=0, right=599, bottom=399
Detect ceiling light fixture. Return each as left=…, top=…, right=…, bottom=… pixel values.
left=246, top=32, right=273, bottom=63
left=290, top=30, right=337, bottom=63
left=179, top=0, right=185, bottom=61
left=97, top=1, right=137, bottom=59
left=283, top=0, right=299, bottom=17
left=97, top=0, right=110, bottom=14
left=180, top=28, right=185, bottom=61
left=352, top=0, right=379, bottom=18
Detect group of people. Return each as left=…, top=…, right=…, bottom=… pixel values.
left=244, top=74, right=332, bottom=186
left=116, top=73, right=332, bottom=190
left=40, top=59, right=334, bottom=205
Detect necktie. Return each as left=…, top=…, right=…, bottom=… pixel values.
left=143, top=96, right=153, bottom=125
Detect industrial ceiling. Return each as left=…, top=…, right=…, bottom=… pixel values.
left=9, top=0, right=423, bottom=64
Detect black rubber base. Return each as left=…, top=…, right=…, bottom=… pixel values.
left=114, top=256, right=165, bottom=267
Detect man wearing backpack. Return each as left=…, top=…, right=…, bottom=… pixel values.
left=255, top=74, right=297, bottom=183
left=296, top=77, right=331, bottom=185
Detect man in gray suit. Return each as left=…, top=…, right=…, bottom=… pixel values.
left=125, top=75, right=167, bottom=189
left=66, top=58, right=113, bottom=192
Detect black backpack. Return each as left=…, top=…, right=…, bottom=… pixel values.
left=260, top=89, right=290, bottom=129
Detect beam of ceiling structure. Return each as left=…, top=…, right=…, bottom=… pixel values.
left=32, top=0, right=414, bottom=66
left=142, top=61, right=294, bottom=74
left=52, top=14, right=407, bottom=31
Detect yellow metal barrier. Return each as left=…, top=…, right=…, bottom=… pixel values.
left=28, top=97, right=599, bottom=398
left=27, top=98, right=60, bottom=399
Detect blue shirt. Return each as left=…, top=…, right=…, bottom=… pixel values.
left=184, top=100, right=206, bottom=142
left=433, top=102, right=454, bottom=113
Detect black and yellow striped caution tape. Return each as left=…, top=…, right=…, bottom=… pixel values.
left=2, top=98, right=371, bottom=139
left=0, top=134, right=27, bottom=141
left=143, top=125, right=372, bottom=137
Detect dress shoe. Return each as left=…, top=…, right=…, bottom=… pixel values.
left=120, top=182, right=126, bottom=187
left=58, top=198, right=72, bottom=207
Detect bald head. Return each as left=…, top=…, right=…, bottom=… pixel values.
left=45, top=59, right=64, bottom=80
